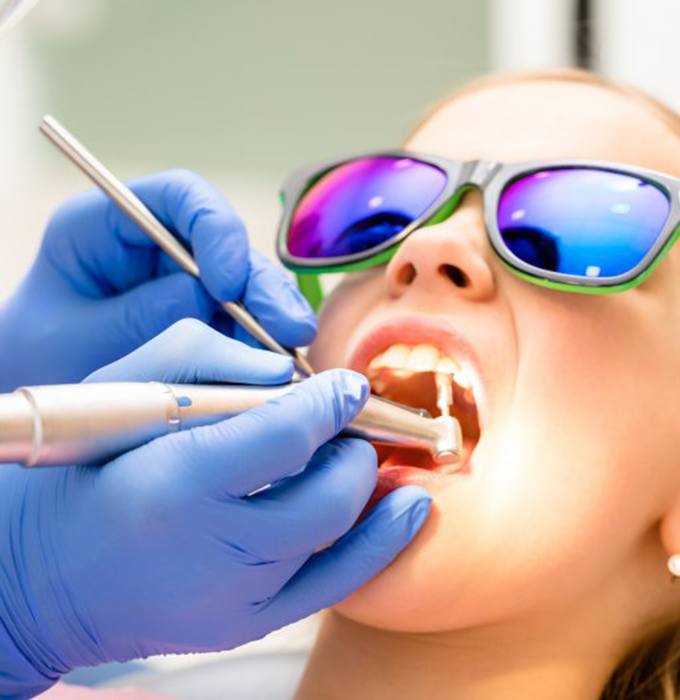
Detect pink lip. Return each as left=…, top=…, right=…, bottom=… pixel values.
left=346, top=314, right=490, bottom=431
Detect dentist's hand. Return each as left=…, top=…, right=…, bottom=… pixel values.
left=0, top=170, right=316, bottom=391
left=0, top=321, right=431, bottom=698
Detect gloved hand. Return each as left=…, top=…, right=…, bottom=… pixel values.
left=0, top=169, right=316, bottom=391
left=0, top=321, right=432, bottom=698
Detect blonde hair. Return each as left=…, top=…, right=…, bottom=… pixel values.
left=603, top=624, right=680, bottom=699
left=415, top=67, right=680, bottom=700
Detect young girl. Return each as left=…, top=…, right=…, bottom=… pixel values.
left=280, top=68, right=680, bottom=699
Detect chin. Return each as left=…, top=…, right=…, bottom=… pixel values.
left=332, top=508, right=446, bottom=632
left=332, top=456, right=501, bottom=634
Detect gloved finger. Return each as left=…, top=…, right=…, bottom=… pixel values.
left=94, top=272, right=214, bottom=355
left=239, top=251, right=317, bottom=349
left=158, top=369, right=370, bottom=497
left=161, top=251, right=316, bottom=350
left=41, top=170, right=249, bottom=300
left=248, top=486, right=432, bottom=635
left=230, top=439, right=377, bottom=560
left=85, top=318, right=294, bottom=385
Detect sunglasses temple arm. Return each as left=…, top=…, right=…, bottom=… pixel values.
left=295, top=273, right=324, bottom=312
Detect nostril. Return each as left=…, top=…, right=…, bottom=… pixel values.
left=439, top=264, right=469, bottom=288
left=396, top=262, right=417, bottom=286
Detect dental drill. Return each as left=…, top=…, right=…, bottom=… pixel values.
left=0, top=381, right=463, bottom=469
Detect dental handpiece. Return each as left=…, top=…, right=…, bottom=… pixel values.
left=0, top=382, right=462, bottom=469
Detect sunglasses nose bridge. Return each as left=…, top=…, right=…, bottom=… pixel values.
left=426, top=160, right=503, bottom=228
left=460, top=160, right=504, bottom=189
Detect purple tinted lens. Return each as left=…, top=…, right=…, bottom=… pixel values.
left=498, top=168, right=670, bottom=278
left=288, top=156, right=447, bottom=259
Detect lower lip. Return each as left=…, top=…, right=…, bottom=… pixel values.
left=362, top=446, right=472, bottom=514
left=362, top=467, right=439, bottom=515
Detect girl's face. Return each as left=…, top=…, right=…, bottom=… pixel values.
left=308, top=79, right=680, bottom=636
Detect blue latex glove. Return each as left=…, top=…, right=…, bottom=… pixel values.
left=0, top=321, right=432, bottom=698
left=0, top=170, right=316, bottom=391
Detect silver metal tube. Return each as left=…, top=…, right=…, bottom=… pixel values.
left=39, top=115, right=314, bottom=378
left=0, top=382, right=462, bottom=468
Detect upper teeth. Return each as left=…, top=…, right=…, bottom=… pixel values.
left=367, top=343, right=473, bottom=389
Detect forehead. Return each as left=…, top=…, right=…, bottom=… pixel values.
left=406, top=80, right=680, bottom=177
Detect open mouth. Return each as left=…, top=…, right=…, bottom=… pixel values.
left=347, top=316, right=487, bottom=507
left=365, top=343, right=481, bottom=477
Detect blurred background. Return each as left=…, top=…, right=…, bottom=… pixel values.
left=5, top=0, right=678, bottom=299
left=0, top=0, right=677, bottom=695
left=0, top=0, right=491, bottom=297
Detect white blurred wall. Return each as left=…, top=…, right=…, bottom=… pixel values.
left=0, top=34, right=38, bottom=186
left=490, top=0, right=572, bottom=70
left=596, top=0, right=680, bottom=111
left=0, top=31, right=43, bottom=292
left=491, top=0, right=680, bottom=114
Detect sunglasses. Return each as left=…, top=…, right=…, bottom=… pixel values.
left=276, top=151, right=680, bottom=309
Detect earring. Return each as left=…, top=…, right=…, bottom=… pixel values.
left=668, top=554, right=680, bottom=581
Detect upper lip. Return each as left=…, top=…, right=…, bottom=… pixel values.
left=346, top=314, right=490, bottom=431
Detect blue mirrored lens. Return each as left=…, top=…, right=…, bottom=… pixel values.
left=498, top=168, right=671, bottom=279
left=288, top=156, right=447, bottom=258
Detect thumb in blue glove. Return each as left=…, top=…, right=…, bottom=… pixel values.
left=0, top=320, right=431, bottom=698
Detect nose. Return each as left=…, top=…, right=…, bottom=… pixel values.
left=385, top=190, right=496, bottom=302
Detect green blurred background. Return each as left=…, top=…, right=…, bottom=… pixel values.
left=0, top=0, right=491, bottom=295
left=32, top=0, right=490, bottom=175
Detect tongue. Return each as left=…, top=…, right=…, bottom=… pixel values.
left=378, top=446, right=437, bottom=471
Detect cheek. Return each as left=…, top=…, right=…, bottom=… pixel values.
left=336, top=426, right=645, bottom=632
left=336, top=414, right=652, bottom=632
left=336, top=315, right=676, bottom=632
left=308, top=273, right=385, bottom=369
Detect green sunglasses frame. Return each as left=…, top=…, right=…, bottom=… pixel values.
left=276, top=151, right=680, bottom=311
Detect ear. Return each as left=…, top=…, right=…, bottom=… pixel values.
left=659, top=501, right=680, bottom=570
